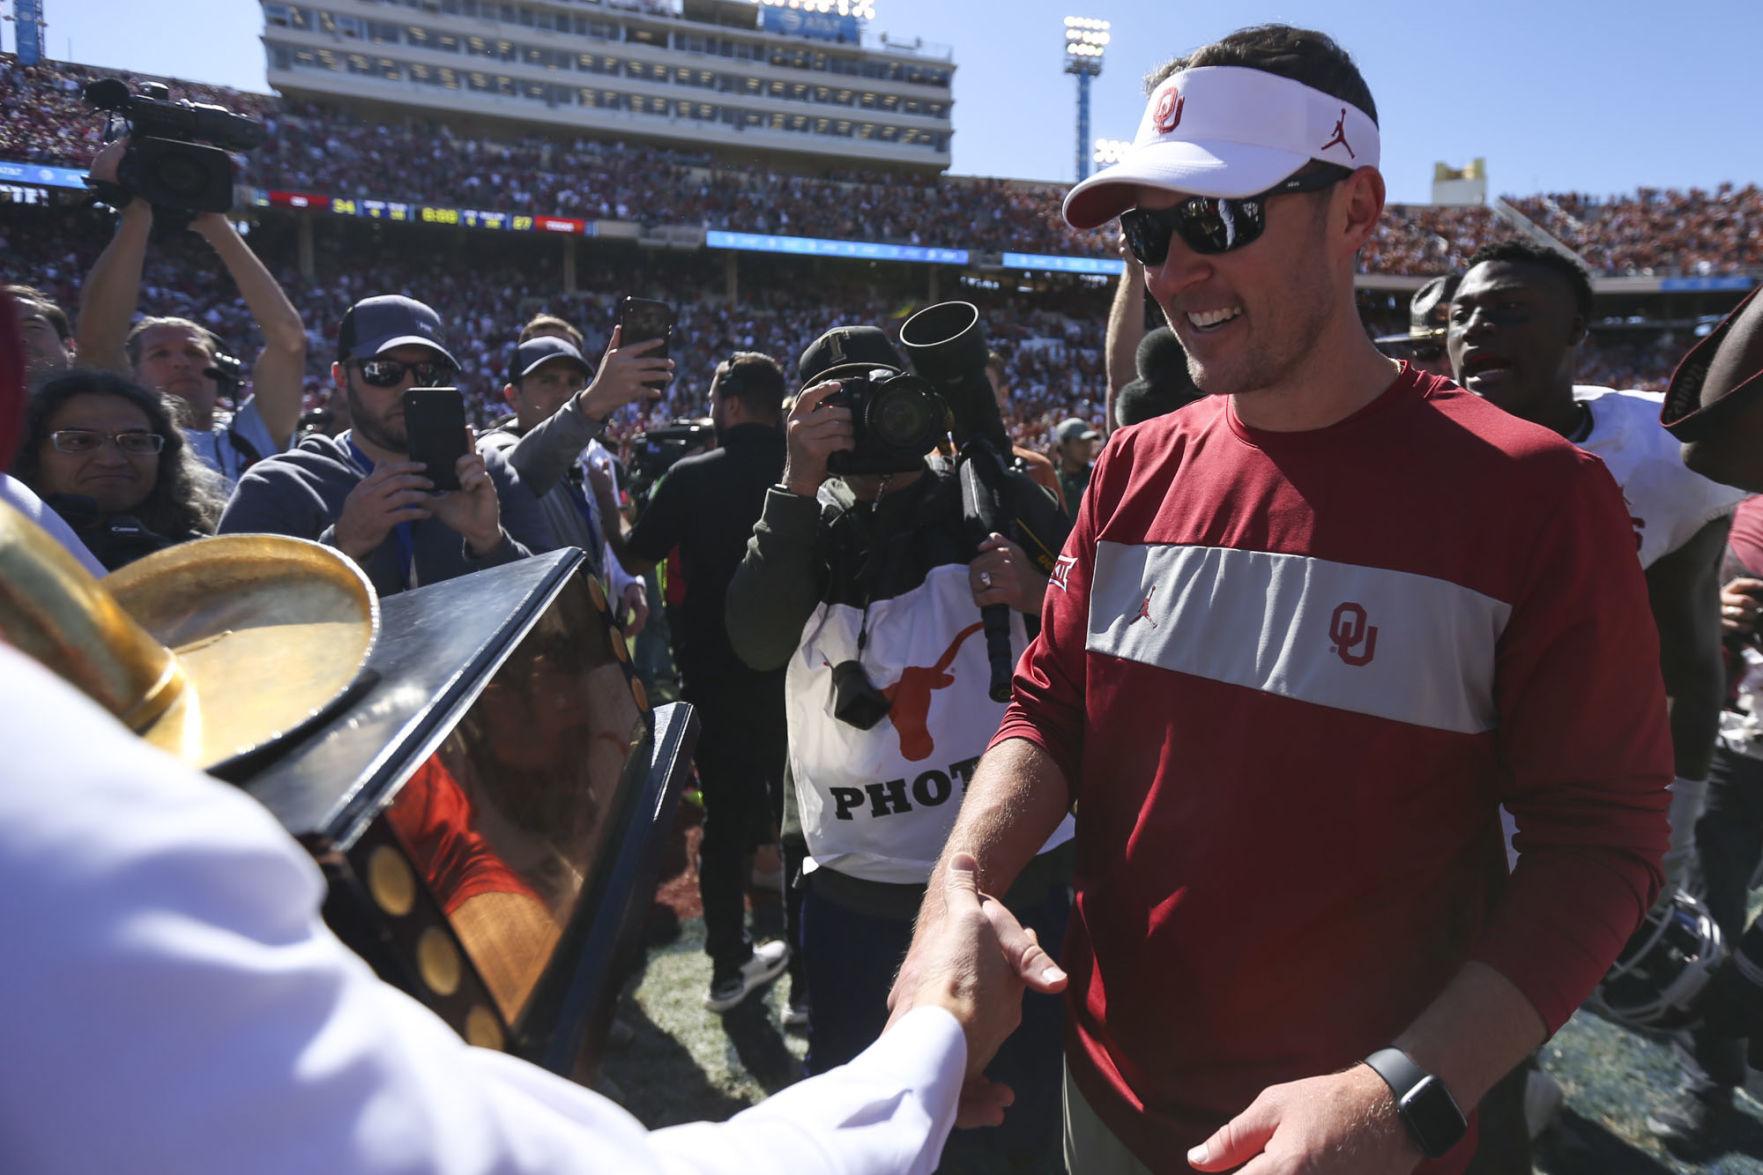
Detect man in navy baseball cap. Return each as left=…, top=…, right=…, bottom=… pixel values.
left=334, top=294, right=459, bottom=369
left=219, top=294, right=549, bottom=596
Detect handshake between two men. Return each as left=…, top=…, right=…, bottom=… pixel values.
left=890, top=852, right=1069, bottom=1128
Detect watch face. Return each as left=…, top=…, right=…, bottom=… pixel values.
left=1400, top=1076, right=1467, bottom=1158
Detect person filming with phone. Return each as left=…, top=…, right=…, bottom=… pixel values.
left=218, top=295, right=549, bottom=596
left=480, top=308, right=670, bottom=630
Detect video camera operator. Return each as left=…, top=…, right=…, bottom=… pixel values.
left=615, top=415, right=716, bottom=716
left=725, top=322, right=1074, bottom=1170
left=75, top=131, right=304, bottom=489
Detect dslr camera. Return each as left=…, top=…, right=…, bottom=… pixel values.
left=824, top=368, right=948, bottom=476
left=83, top=78, right=266, bottom=216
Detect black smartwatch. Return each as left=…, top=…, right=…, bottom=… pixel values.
left=1363, top=1047, right=1467, bottom=1159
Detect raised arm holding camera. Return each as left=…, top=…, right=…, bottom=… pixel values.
left=74, top=80, right=302, bottom=489
left=724, top=317, right=1074, bottom=1168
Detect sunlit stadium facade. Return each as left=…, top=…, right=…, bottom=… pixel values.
left=261, top=0, right=956, bottom=170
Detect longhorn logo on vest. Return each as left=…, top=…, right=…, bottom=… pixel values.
left=882, top=621, right=984, bottom=762
left=1152, top=86, right=1185, bottom=135
left=1329, top=602, right=1378, bottom=667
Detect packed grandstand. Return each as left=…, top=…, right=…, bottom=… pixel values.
left=0, top=49, right=1756, bottom=452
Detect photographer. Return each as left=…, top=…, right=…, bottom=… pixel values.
left=725, top=326, right=1073, bottom=1171
left=607, top=353, right=792, bottom=1013
left=219, top=295, right=547, bottom=597
left=75, top=138, right=305, bottom=488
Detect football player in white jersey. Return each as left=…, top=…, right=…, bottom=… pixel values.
left=1451, top=241, right=1743, bottom=868
left=1449, top=241, right=1746, bottom=1163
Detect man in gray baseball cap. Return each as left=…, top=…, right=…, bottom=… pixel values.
left=479, top=326, right=667, bottom=622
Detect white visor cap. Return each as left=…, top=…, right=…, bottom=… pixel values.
left=1063, top=66, right=1380, bottom=229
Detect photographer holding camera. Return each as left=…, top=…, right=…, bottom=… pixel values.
left=75, top=130, right=304, bottom=490
left=726, top=324, right=1073, bottom=1170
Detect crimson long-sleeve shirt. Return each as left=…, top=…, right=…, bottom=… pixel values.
left=995, top=366, right=1671, bottom=1173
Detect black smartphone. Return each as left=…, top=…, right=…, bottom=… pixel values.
left=401, top=386, right=467, bottom=492
left=616, top=296, right=674, bottom=387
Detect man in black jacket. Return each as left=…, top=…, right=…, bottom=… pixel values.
left=609, top=352, right=793, bottom=1013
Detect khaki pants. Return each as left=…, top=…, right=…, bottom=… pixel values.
left=1063, top=1062, right=1154, bottom=1175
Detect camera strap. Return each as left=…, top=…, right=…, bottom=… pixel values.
left=850, top=473, right=897, bottom=660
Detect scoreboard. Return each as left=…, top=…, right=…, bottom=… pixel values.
left=257, top=190, right=593, bottom=237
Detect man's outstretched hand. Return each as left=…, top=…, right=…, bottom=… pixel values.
left=886, top=853, right=1068, bottom=1127
left=1187, top=1065, right=1419, bottom=1175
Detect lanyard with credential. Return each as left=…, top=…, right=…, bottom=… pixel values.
left=346, top=433, right=419, bottom=590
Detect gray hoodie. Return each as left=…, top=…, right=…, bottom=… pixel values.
left=217, top=431, right=549, bottom=597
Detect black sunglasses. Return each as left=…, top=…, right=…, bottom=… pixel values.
left=1120, top=164, right=1354, bottom=265
left=353, top=357, right=455, bottom=388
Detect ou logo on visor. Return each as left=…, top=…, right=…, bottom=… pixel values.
left=1329, top=602, right=1378, bottom=667
left=1152, top=87, right=1185, bottom=134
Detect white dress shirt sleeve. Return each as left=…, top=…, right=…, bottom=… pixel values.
left=0, top=645, right=964, bottom=1175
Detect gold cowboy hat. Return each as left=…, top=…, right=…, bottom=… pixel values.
left=1374, top=274, right=1461, bottom=350
left=0, top=500, right=379, bottom=772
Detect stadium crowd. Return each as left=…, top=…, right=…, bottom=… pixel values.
left=2, top=196, right=1694, bottom=481
left=0, top=202, right=1108, bottom=452
left=4, top=53, right=1760, bottom=279
left=1509, top=187, right=1763, bottom=277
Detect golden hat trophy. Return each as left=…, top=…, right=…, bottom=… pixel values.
left=0, top=500, right=378, bottom=770
left=0, top=501, right=697, bottom=1085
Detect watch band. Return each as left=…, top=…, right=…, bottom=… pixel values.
left=1364, top=1046, right=1428, bottom=1098
left=1364, top=1047, right=1466, bottom=1160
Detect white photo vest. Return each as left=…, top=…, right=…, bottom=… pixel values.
left=787, top=563, right=1073, bottom=884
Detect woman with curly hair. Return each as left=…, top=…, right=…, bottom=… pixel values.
left=12, top=369, right=227, bottom=571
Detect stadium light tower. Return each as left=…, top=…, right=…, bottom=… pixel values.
left=1063, top=17, right=1110, bottom=182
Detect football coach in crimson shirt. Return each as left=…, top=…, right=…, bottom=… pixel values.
left=889, top=25, right=1670, bottom=1175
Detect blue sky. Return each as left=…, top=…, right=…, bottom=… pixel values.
left=20, top=0, right=1763, bottom=205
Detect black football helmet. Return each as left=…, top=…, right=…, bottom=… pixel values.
left=1586, top=889, right=1726, bottom=1033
